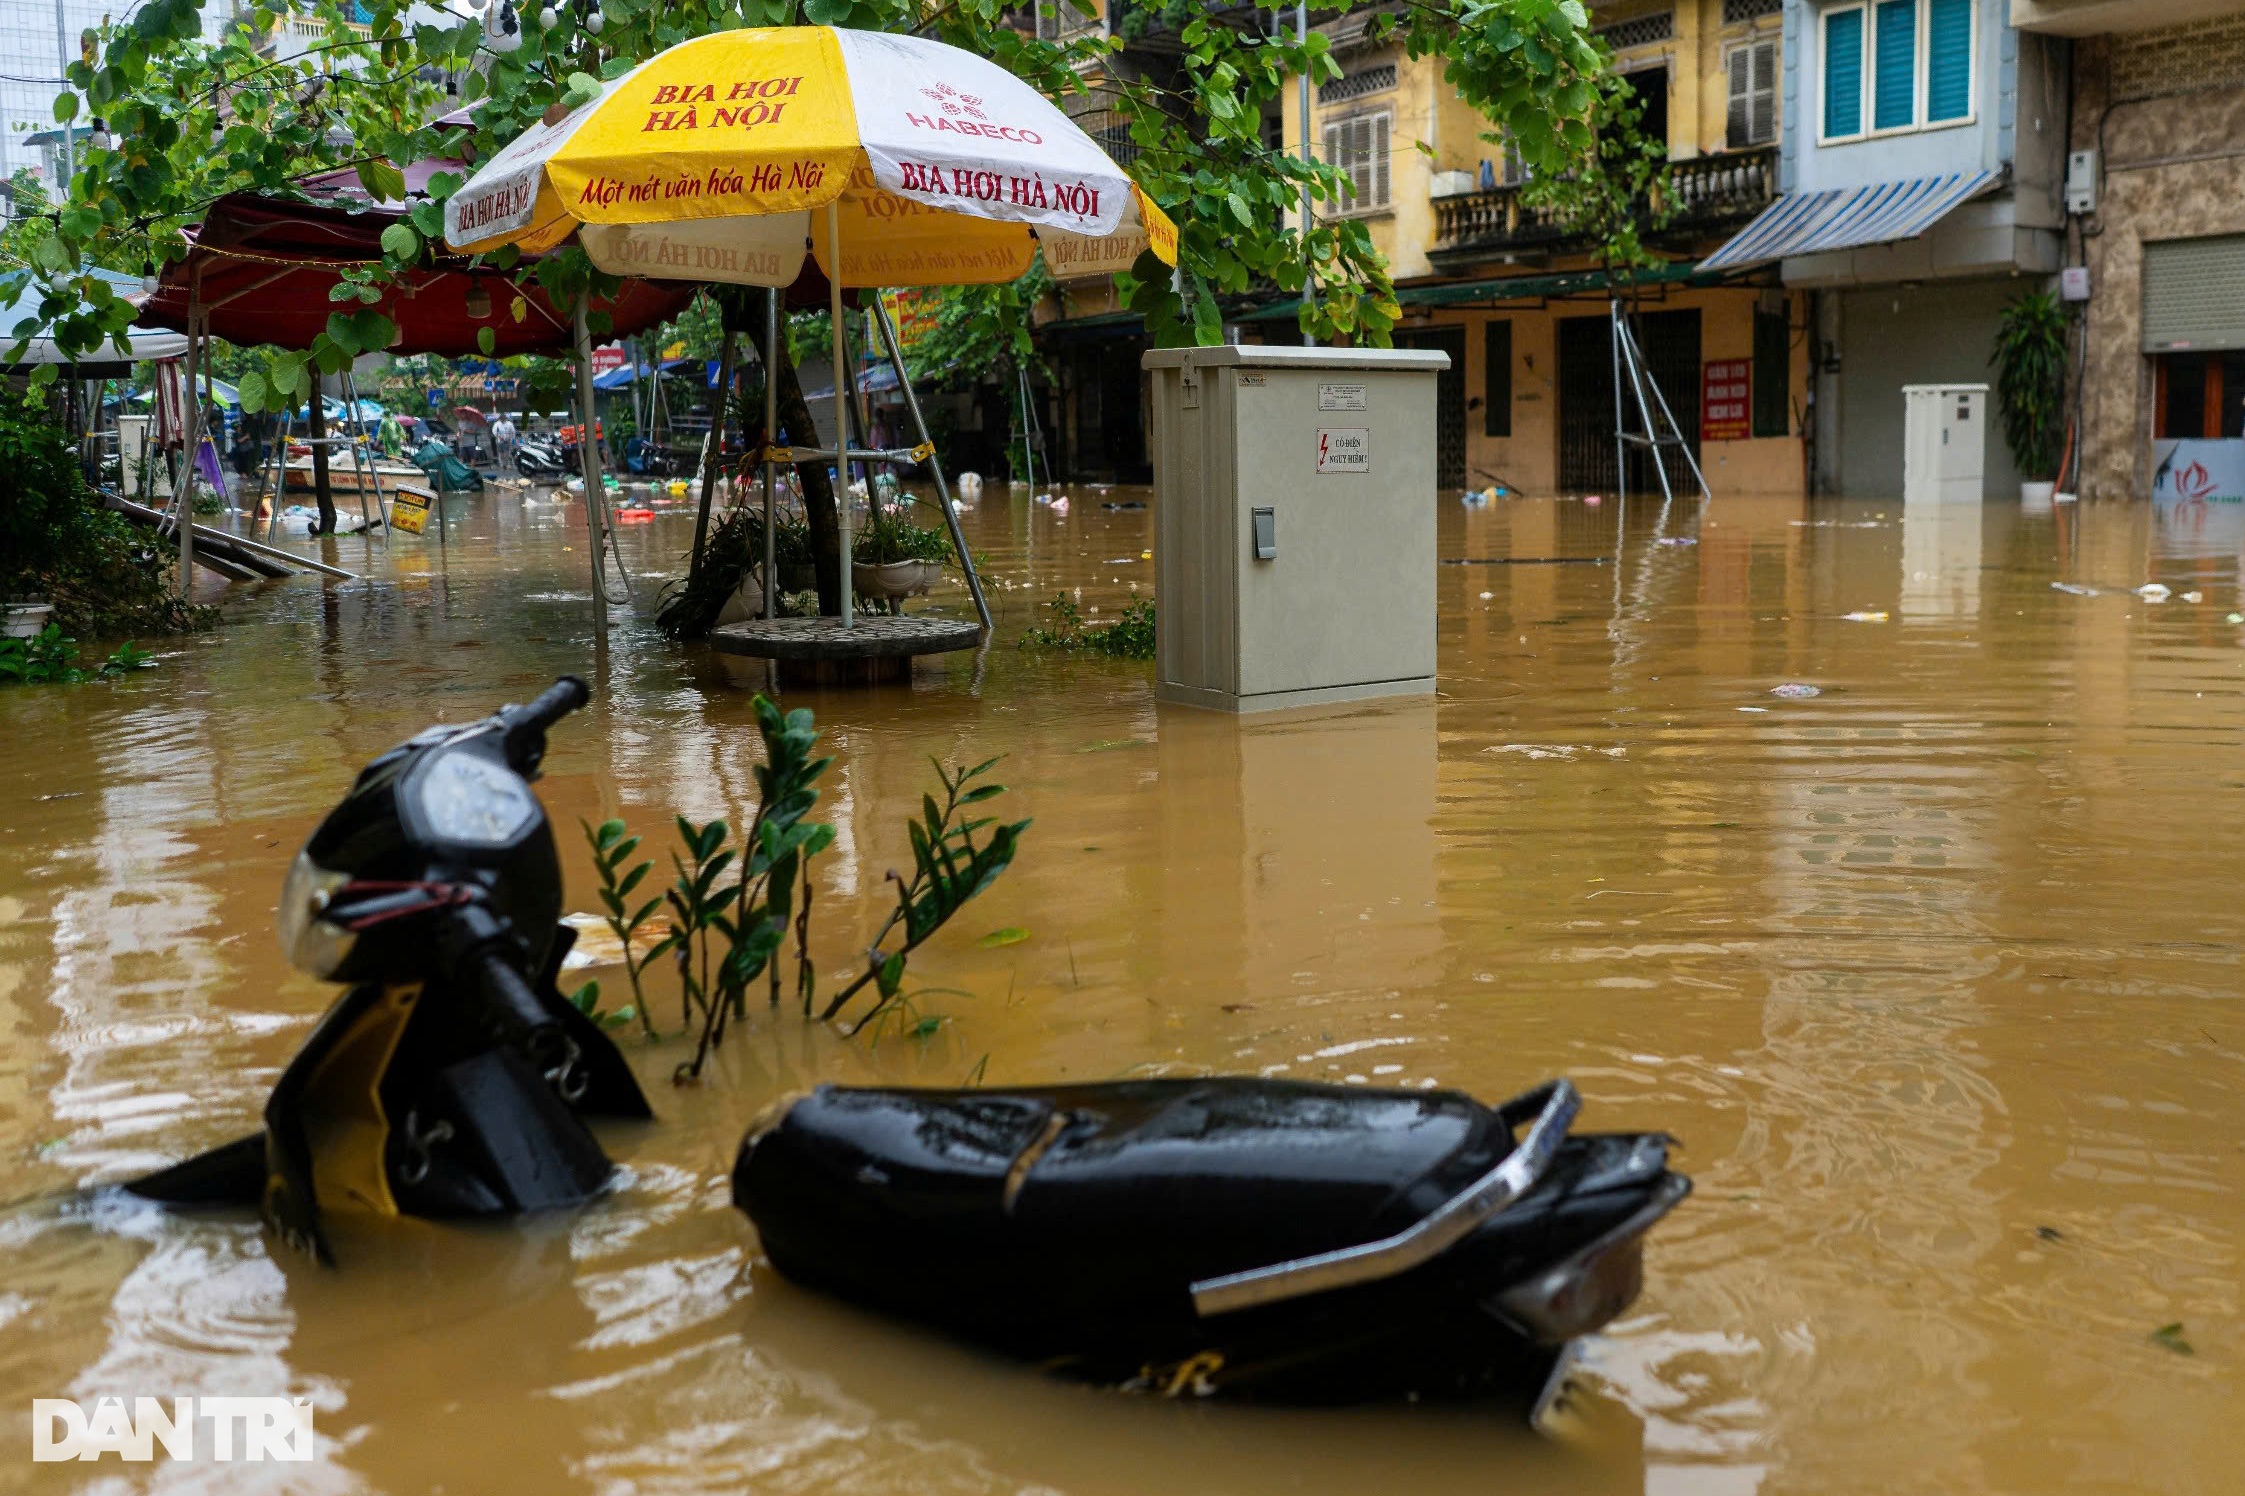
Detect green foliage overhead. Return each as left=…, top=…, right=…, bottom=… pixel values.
left=5, top=0, right=1606, bottom=370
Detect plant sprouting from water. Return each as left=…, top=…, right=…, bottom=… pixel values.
left=819, top=757, right=1031, bottom=1033
left=591, top=696, right=1022, bottom=1079
left=581, top=818, right=663, bottom=1038
left=0, top=624, right=159, bottom=684
left=1020, top=592, right=1156, bottom=660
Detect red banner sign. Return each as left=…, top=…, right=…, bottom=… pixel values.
left=591, top=344, right=629, bottom=375
left=1702, top=359, right=1751, bottom=441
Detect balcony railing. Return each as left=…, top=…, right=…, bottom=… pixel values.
left=1429, top=145, right=1778, bottom=265
left=1663, top=145, right=1778, bottom=227
left=1429, top=184, right=1571, bottom=263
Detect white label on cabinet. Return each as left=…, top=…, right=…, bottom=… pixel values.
left=1315, top=427, right=1370, bottom=473
left=1318, top=383, right=1368, bottom=411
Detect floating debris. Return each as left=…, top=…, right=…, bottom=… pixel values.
left=1770, top=683, right=1822, bottom=699
left=2051, top=582, right=2099, bottom=596
left=2150, top=1322, right=2194, bottom=1356
left=1487, top=744, right=1627, bottom=761
left=1842, top=610, right=1890, bottom=623
left=1656, top=536, right=1697, bottom=547
left=2136, top=583, right=2172, bottom=603
left=2182, top=591, right=2203, bottom=604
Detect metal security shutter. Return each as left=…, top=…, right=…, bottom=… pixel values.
left=2142, top=235, right=2245, bottom=352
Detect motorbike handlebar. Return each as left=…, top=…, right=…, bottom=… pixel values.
left=499, top=675, right=588, bottom=774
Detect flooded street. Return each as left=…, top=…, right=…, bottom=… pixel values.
left=2, top=482, right=2240, bottom=1494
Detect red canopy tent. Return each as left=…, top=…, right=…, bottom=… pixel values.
left=140, top=171, right=694, bottom=602
left=141, top=192, right=690, bottom=356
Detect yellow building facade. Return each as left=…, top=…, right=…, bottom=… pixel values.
left=1263, top=0, right=1810, bottom=497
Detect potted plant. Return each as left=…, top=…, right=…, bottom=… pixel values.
left=4, top=595, right=53, bottom=639
left=1991, top=290, right=2069, bottom=504
left=851, top=510, right=952, bottom=603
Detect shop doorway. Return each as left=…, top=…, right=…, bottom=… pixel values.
left=1556, top=308, right=1701, bottom=493
left=1395, top=325, right=1468, bottom=488
left=1062, top=339, right=1151, bottom=483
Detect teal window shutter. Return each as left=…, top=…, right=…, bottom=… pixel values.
left=1824, top=8, right=1864, bottom=137
left=1926, top=0, right=1972, bottom=121
left=1873, top=0, right=1917, bottom=130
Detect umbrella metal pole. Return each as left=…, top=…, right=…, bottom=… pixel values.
left=873, top=292, right=991, bottom=637
left=574, top=296, right=610, bottom=652
left=689, top=330, right=735, bottom=590
left=1610, top=299, right=1628, bottom=507
left=763, top=289, right=778, bottom=621
left=264, top=404, right=293, bottom=541
left=829, top=201, right=853, bottom=627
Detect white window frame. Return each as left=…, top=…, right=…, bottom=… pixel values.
left=1321, top=109, right=1393, bottom=216
left=1724, top=37, right=1780, bottom=149
left=1817, top=0, right=1975, bottom=147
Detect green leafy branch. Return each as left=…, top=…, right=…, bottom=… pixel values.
left=819, top=758, right=1029, bottom=1031
left=581, top=817, right=663, bottom=1038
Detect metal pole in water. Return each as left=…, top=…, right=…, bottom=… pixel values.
left=574, top=295, right=609, bottom=652
left=874, top=291, right=991, bottom=636
left=689, top=330, right=735, bottom=589
left=763, top=289, right=779, bottom=621
left=829, top=201, right=853, bottom=627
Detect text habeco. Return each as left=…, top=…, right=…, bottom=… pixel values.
left=903, top=113, right=1044, bottom=146
left=893, top=163, right=1101, bottom=220
left=643, top=76, right=802, bottom=132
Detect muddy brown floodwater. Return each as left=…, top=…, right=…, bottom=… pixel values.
left=1, top=482, right=2240, bottom=1495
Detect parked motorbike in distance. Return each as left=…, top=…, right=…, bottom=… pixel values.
left=735, top=1076, right=1688, bottom=1405
left=515, top=434, right=569, bottom=479
left=128, top=676, right=651, bottom=1263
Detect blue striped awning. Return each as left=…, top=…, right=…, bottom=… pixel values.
left=1698, top=170, right=2001, bottom=273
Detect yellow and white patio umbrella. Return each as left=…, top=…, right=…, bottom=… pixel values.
left=446, top=25, right=1175, bottom=631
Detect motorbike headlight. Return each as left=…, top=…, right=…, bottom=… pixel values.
left=277, top=850, right=356, bottom=978
left=411, top=751, right=538, bottom=847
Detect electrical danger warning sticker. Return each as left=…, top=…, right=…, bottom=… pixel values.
left=1315, top=427, right=1370, bottom=474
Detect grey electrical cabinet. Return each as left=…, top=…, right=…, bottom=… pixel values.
left=1142, top=345, right=1449, bottom=713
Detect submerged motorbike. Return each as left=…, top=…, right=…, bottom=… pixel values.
left=128, top=676, right=651, bottom=1263
left=734, top=1075, right=1688, bottom=1402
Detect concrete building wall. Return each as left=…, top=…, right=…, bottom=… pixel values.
left=2066, top=15, right=2245, bottom=499
left=1828, top=276, right=2027, bottom=496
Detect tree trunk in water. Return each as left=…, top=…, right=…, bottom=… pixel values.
left=756, top=293, right=841, bottom=615
left=306, top=389, right=336, bottom=534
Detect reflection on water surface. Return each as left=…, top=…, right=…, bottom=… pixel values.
left=0, top=484, right=2238, bottom=1494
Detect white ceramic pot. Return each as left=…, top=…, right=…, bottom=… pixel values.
left=713, top=569, right=768, bottom=627
left=851, top=560, right=943, bottom=600
left=3, top=602, right=54, bottom=639
left=2020, top=480, right=2056, bottom=514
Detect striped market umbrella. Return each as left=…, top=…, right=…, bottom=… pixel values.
left=443, top=25, right=1176, bottom=635
left=444, top=25, right=1175, bottom=286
